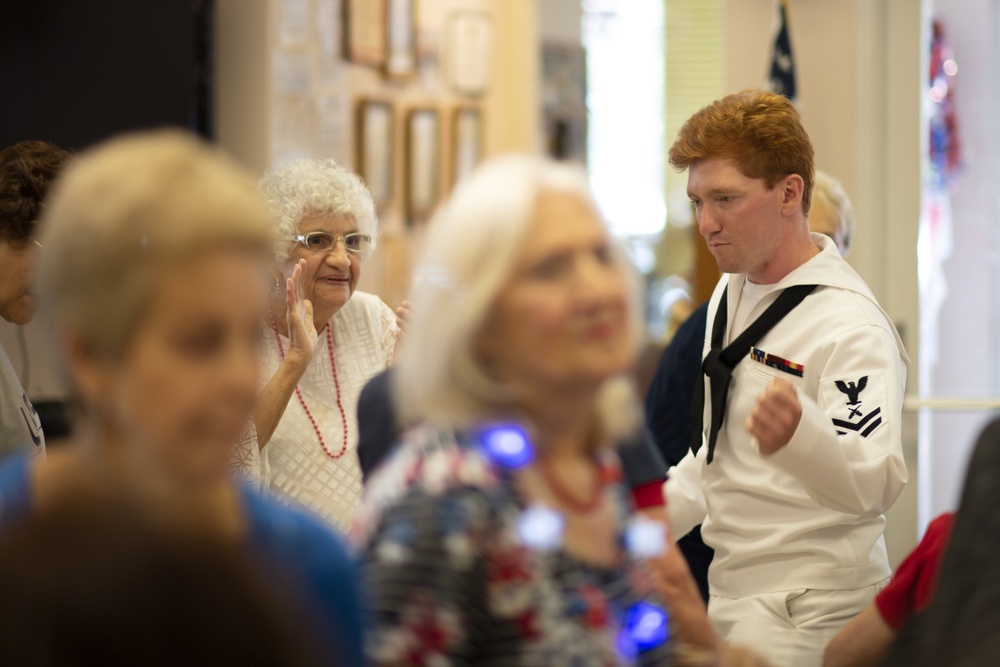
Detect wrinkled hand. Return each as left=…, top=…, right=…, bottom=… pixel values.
left=284, top=259, right=318, bottom=365
left=746, top=378, right=801, bottom=455
left=395, top=300, right=411, bottom=338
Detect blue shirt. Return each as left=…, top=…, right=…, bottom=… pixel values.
left=0, top=455, right=364, bottom=667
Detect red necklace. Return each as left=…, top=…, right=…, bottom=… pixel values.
left=538, top=459, right=606, bottom=514
left=269, top=311, right=349, bottom=459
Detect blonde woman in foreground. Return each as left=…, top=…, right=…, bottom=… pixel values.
left=0, top=132, right=363, bottom=667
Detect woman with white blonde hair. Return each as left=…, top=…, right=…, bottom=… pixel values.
left=353, top=155, right=675, bottom=665
left=810, top=170, right=856, bottom=257
left=0, top=132, right=364, bottom=666
left=235, top=159, right=399, bottom=532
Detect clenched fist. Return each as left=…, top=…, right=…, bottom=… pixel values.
left=745, top=378, right=801, bottom=455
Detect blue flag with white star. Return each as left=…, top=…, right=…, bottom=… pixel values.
left=768, top=0, right=796, bottom=101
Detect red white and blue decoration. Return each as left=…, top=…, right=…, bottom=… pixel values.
left=928, top=20, right=962, bottom=191
left=767, top=0, right=797, bottom=101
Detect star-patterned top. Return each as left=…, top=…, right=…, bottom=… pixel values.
left=353, top=425, right=674, bottom=667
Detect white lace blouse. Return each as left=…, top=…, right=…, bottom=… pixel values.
left=231, top=291, right=398, bottom=532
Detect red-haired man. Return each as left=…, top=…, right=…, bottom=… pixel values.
left=662, top=90, right=908, bottom=667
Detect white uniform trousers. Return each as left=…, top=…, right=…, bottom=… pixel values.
left=708, top=579, right=889, bottom=667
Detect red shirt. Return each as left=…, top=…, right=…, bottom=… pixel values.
left=874, top=512, right=954, bottom=630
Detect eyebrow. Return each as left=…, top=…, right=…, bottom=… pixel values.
left=523, top=238, right=607, bottom=267
left=300, top=227, right=361, bottom=234
left=687, top=188, right=739, bottom=199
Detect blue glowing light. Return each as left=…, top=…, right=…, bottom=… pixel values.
left=516, top=505, right=564, bottom=551
left=621, top=602, right=669, bottom=652
left=625, top=517, right=667, bottom=559
left=478, top=424, right=534, bottom=469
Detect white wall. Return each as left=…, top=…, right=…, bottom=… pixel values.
left=919, top=0, right=1000, bottom=522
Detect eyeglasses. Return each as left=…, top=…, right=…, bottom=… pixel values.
left=286, top=231, right=372, bottom=254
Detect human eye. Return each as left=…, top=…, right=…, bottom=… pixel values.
left=529, top=255, right=571, bottom=280
left=716, top=195, right=735, bottom=205
left=594, top=243, right=614, bottom=266
left=689, top=197, right=703, bottom=209
left=304, top=232, right=333, bottom=250
left=344, top=233, right=371, bottom=252
left=174, top=323, right=226, bottom=360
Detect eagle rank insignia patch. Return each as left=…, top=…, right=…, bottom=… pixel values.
left=822, top=371, right=888, bottom=439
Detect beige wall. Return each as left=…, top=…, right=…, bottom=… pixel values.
left=484, top=0, right=541, bottom=157
left=537, top=0, right=582, bottom=45
left=216, top=0, right=273, bottom=175
left=725, top=2, right=856, bottom=217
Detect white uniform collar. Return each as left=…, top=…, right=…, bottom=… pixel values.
left=719, top=233, right=909, bottom=362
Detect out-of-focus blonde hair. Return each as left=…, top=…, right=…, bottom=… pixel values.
left=394, top=155, right=644, bottom=444
left=37, top=130, right=274, bottom=358
left=811, top=170, right=856, bottom=257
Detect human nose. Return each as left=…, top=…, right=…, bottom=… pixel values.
left=576, top=253, right=624, bottom=307
left=324, top=237, right=351, bottom=269
left=697, top=205, right=720, bottom=237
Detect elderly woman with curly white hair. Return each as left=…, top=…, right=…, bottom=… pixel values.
left=234, top=159, right=400, bottom=532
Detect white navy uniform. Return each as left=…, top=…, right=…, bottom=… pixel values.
left=664, top=234, right=908, bottom=667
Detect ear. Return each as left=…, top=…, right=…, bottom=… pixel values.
left=779, top=174, right=805, bottom=216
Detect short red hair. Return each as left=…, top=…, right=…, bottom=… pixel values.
left=669, top=89, right=815, bottom=214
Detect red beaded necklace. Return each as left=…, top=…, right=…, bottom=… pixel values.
left=538, top=458, right=607, bottom=514
left=269, top=311, right=349, bottom=459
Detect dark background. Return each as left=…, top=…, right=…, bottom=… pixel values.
left=0, top=0, right=214, bottom=440
left=0, top=0, right=213, bottom=151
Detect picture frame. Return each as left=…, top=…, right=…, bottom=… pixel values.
left=451, top=106, right=483, bottom=186
left=344, top=0, right=386, bottom=68
left=444, top=11, right=494, bottom=97
left=541, top=43, right=588, bottom=164
left=385, top=0, right=417, bottom=79
left=355, top=100, right=394, bottom=211
left=405, top=107, right=441, bottom=224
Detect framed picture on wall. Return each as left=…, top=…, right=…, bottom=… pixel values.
left=444, top=11, right=494, bottom=97
left=355, top=100, right=394, bottom=211
left=344, top=0, right=386, bottom=67
left=405, top=107, right=441, bottom=224
left=452, top=106, right=483, bottom=186
left=385, top=0, right=417, bottom=79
